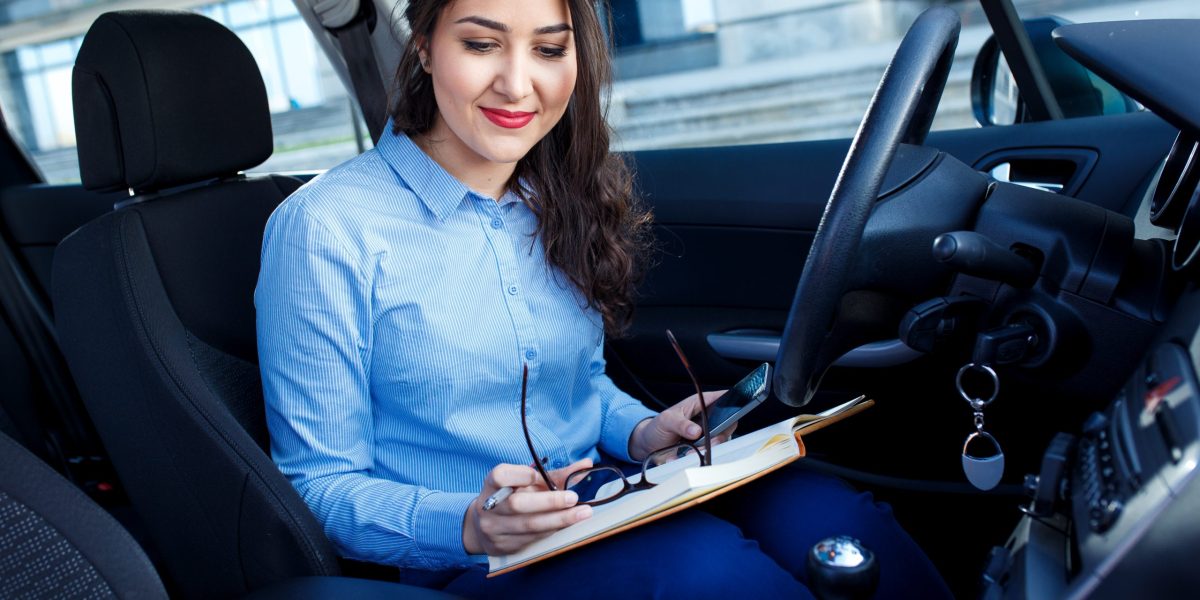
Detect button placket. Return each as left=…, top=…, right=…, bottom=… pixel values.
left=474, top=200, right=564, bottom=466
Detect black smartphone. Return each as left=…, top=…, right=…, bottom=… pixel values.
left=691, top=362, right=771, bottom=444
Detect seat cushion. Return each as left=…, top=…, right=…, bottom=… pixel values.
left=0, top=432, right=167, bottom=599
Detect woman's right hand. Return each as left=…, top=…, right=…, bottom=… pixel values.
left=462, top=459, right=595, bottom=556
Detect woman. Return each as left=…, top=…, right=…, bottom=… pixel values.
left=256, top=0, right=951, bottom=597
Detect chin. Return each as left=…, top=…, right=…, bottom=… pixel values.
left=476, top=140, right=538, bottom=165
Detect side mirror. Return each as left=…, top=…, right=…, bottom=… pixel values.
left=971, top=16, right=1139, bottom=126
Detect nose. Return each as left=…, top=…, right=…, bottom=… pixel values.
left=493, top=51, right=533, bottom=102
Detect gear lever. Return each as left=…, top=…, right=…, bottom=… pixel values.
left=806, top=536, right=880, bottom=599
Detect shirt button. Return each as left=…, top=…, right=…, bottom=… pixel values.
left=491, top=218, right=503, bottom=229
left=525, top=349, right=537, bottom=361
left=508, top=285, right=519, bottom=295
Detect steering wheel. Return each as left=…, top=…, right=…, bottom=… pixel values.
left=773, top=7, right=962, bottom=408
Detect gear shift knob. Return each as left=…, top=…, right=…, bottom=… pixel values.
left=806, top=535, right=880, bottom=600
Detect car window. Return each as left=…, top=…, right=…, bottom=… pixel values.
left=3, top=0, right=1197, bottom=182
left=0, top=0, right=369, bottom=184
left=607, top=0, right=1198, bottom=152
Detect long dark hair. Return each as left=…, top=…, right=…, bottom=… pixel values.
left=390, top=0, right=652, bottom=336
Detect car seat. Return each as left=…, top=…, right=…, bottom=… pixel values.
left=0, top=429, right=167, bottom=599
left=51, top=9, right=441, bottom=598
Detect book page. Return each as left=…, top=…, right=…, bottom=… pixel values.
left=492, top=424, right=801, bottom=572
left=599, top=416, right=798, bottom=496
left=489, top=395, right=872, bottom=574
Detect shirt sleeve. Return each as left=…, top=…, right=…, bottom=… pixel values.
left=256, top=199, right=475, bottom=570
left=590, top=335, right=659, bottom=462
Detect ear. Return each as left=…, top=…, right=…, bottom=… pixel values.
left=416, top=36, right=431, bottom=73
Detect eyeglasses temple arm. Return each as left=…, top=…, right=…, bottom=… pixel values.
left=666, top=330, right=711, bottom=465
left=520, top=364, right=557, bottom=490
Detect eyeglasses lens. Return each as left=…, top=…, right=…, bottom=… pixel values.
left=564, top=466, right=627, bottom=505
left=642, top=443, right=704, bottom=485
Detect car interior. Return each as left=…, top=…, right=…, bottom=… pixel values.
left=0, top=0, right=1198, bottom=598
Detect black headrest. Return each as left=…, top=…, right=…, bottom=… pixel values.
left=72, top=10, right=273, bottom=192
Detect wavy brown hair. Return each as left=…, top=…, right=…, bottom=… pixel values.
left=390, top=0, right=652, bottom=336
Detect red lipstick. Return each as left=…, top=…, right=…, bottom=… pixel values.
left=481, top=108, right=535, bottom=129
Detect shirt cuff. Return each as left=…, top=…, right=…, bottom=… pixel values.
left=601, top=402, right=659, bottom=463
left=413, top=491, right=477, bottom=569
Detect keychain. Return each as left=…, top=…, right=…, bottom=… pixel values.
left=956, top=362, right=1004, bottom=491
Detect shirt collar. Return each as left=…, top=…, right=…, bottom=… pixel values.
left=376, top=124, right=523, bottom=220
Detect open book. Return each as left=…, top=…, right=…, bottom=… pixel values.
left=488, top=394, right=874, bottom=576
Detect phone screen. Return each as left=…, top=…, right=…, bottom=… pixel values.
left=691, top=362, right=771, bottom=442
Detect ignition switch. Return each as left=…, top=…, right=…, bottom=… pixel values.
left=972, top=323, right=1039, bottom=366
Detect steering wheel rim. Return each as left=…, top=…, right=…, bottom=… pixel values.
left=773, top=7, right=962, bottom=408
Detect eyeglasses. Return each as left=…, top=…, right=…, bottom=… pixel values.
left=520, top=329, right=712, bottom=507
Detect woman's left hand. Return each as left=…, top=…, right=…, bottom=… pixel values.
left=628, top=390, right=735, bottom=461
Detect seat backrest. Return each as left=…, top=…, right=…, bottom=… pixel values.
left=52, top=10, right=340, bottom=598
left=0, top=429, right=168, bottom=599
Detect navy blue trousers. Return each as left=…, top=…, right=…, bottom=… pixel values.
left=427, top=466, right=953, bottom=599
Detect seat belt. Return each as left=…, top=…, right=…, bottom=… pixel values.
left=0, top=231, right=118, bottom=502
left=316, top=0, right=388, bottom=144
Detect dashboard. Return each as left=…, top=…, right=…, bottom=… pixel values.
left=986, top=142, right=1200, bottom=600
left=989, top=286, right=1200, bottom=599
left=983, top=19, right=1200, bottom=599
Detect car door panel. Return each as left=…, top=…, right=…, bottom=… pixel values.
left=613, top=109, right=1175, bottom=478
left=933, top=111, right=1175, bottom=213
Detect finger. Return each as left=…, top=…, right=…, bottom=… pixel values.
left=503, top=489, right=580, bottom=514
left=509, top=459, right=593, bottom=494
left=711, top=422, right=738, bottom=445
left=668, top=390, right=728, bottom=438
left=547, top=458, right=593, bottom=477
left=484, top=463, right=542, bottom=492
left=486, top=532, right=544, bottom=555
left=501, top=505, right=593, bottom=536
left=659, top=409, right=702, bottom=441
left=547, top=458, right=593, bottom=489
left=485, top=528, right=576, bottom=555
left=693, top=389, right=727, bottom=414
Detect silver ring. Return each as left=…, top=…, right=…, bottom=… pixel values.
left=956, top=363, right=999, bottom=406
left=962, top=430, right=1002, bottom=458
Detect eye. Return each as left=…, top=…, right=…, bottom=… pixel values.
left=463, top=40, right=497, bottom=53
left=535, top=45, right=568, bottom=59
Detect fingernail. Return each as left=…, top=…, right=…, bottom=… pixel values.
left=575, top=506, right=593, bottom=520
left=688, top=424, right=702, bottom=437
left=565, top=491, right=579, bottom=505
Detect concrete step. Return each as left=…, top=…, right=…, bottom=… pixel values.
left=620, top=65, right=888, bottom=120
left=614, top=65, right=974, bottom=150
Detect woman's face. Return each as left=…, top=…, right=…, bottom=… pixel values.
left=421, top=0, right=577, bottom=175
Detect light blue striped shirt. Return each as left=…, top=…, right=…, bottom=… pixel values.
left=255, top=128, right=657, bottom=571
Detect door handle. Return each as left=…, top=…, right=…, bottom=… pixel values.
left=706, top=329, right=923, bottom=368
left=975, top=148, right=1099, bottom=197
left=989, top=161, right=1065, bottom=193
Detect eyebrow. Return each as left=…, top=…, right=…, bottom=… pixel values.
left=534, top=23, right=573, bottom=35
left=454, top=16, right=572, bottom=35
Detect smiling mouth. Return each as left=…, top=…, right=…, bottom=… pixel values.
left=481, top=108, right=535, bottom=129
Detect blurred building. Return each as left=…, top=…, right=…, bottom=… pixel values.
left=0, top=0, right=360, bottom=181
left=606, top=0, right=1189, bottom=150
left=0, top=0, right=1195, bottom=181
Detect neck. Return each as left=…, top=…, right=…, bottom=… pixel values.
left=415, top=122, right=516, bottom=202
